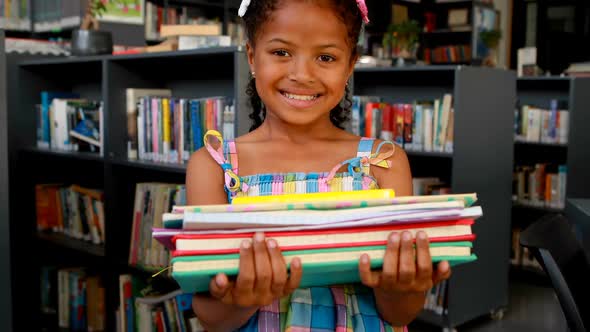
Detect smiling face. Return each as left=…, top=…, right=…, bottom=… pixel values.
left=246, top=0, right=357, bottom=128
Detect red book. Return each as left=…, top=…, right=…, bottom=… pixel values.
left=172, top=219, right=475, bottom=256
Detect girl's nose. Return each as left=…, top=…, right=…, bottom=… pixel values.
left=288, top=57, right=315, bottom=84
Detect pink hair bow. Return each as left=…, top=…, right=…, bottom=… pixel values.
left=356, top=0, right=370, bottom=24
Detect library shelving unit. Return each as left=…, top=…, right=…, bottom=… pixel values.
left=510, top=77, right=590, bottom=278
left=0, top=30, right=12, bottom=332
left=9, top=46, right=251, bottom=331
left=353, top=65, right=516, bottom=329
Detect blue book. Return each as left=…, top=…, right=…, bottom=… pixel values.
left=40, top=91, right=79, bottom=146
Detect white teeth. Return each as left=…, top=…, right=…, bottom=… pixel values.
left=283, top=92, right=318, bottom=101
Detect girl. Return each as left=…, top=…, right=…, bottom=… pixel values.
left=186, top=0, right=452, bottom=330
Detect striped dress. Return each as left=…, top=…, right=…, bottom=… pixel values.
left=203, top=130, right=406, bottom=332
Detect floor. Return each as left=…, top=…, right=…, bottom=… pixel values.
left=408, top=280, right=567, bottom=332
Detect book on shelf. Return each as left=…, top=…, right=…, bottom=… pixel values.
left=35, top=184, right=105, bottom=244
left=513, top=163, right=567, bottom=209
left=133, top=95, right=234, bottom=164
left=36, top=97, right=103, bottom=154
left=145, top=2, right=245, bottom=47
left=45, top=267, right=105, bottom=331
left=36, top=92, right=80, bottom=149
left=510, top=228, right=543, bottom=271
left=514, top=100, right=569, bottom=144
left=0, top=0, right=31, bottom=31
left=151, top=191, right=481, bottom=293
left=126, top=88, right=173, bottom=160
left=129, top=183, right=186, bottom=271
left=352, top=94, right=454, bottom=153
left=116, top=275, right=198, bottom=332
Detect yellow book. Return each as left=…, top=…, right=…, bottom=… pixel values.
left=232, top=189, right=395, bottom=205
left=162, top=98, right=171, bottom=159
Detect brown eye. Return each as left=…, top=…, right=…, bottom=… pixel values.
left=273, top=50, right=290, bottom=57
left=319, top=54, right=335, bottom=62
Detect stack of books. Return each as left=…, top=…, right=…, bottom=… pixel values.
left=152, top=190, right=482, bottom=293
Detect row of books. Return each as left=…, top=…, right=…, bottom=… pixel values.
left=510, top=228, right=542, bottom=271
left=352, top=94, right=454, bottom=153
left=126, top=89, right=235, bottom=163
left=117, top=275, right=199, bottom=332
left=40, top=266, right=106, bottom=331
left=514, top=101, right=569, bottom=144
left=35, top=184, right=105, bottom=244
left=423, top=45, right=472, bottom=64
left=145, top=1, right=245, bottom=47
left=0, top=0, right=30, bottom=30
left=512, top=163, right=567, bottom=209
left=35, top=92, right=103, bottom=154
left=424, top=280, right=448, bottom=316
left=129, top=183, right=186, bottom=271
left=413, top=177, right=451, bottom=196
left=32, top=0, right=86, bottom=33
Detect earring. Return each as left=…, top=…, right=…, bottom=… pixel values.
left=251, top=71, right=256, bottom=78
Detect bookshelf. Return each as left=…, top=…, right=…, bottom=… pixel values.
left=8, top=46, right=251, bottom=331
left=511, top=76, right=590, bottom=276
left=382, top=0, right=499, bottom=65
left=0, top=30, right=12, bottom=332
left=7, top=46, right=518, bottom=329
left=353, top=65, right=516, bottom=329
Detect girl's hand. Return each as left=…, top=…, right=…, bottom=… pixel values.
left=358, top=231, right=452, bottom=298
left=208, top=232, right=303, bottom=308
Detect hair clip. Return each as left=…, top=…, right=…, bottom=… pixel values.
left=238, top=0, right=369, bottom=24
left=238, top=0, right=251, bottom=17
left=356, top=0, right=370, bottom=24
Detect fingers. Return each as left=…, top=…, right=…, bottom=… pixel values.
left=267, top=239, right=288, bottom=297
left=415, top=231, right=434, bottom=288
left=235, top=238, right=255, bottom=298
left=433, top=260, right=452, bottom=285
left=398, top=231, right=416, bottom=285
left=284, top=257, right=302, bottom=296
left=252, top=233, right=272, bottom=301
left=380, top=232, right=401, bottom=290
left=359, top=253, right=380, bottom=288
left=209, top=273, right=234, bottom=304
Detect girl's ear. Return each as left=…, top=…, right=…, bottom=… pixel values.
left=347, top=53, right=359, bottom=80
left=246, top=42, right=255, bottom=73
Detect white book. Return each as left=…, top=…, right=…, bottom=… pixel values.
left=183, top=201, right=464, bottom=225
left=423, top=104, right=434, bottom=152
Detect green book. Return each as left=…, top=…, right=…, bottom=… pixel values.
left=171, top=242, right=477, bottom=293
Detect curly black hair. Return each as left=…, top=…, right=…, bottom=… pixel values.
left=242, top=0, right=363, bottom=132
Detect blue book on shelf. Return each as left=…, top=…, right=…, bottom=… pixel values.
left=40, top=91, right=79, bottom=146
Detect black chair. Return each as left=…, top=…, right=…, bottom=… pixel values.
left=520, top=213, right=590, bottom=332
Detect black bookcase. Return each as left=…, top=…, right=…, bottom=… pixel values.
left=10, top=47, right=250, bottom=331
left=353, top=65, right=516, bottom=329
left=511, top=77, right=590, bottom=281
left=0, top=29, right=12, bottom=332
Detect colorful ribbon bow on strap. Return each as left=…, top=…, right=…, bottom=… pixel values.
left=204, top=130, right=247, bottom=193
left=322, top=140, right=395, bottom=184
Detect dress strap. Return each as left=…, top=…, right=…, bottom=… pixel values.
left=204, top=130, right=248, bottom=196
left=322, top=138, right=395, bottom=185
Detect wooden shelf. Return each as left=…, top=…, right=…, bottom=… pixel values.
left=37, top=232, right=105, bottom=257
left=21, top=147, right=104, bottom=162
